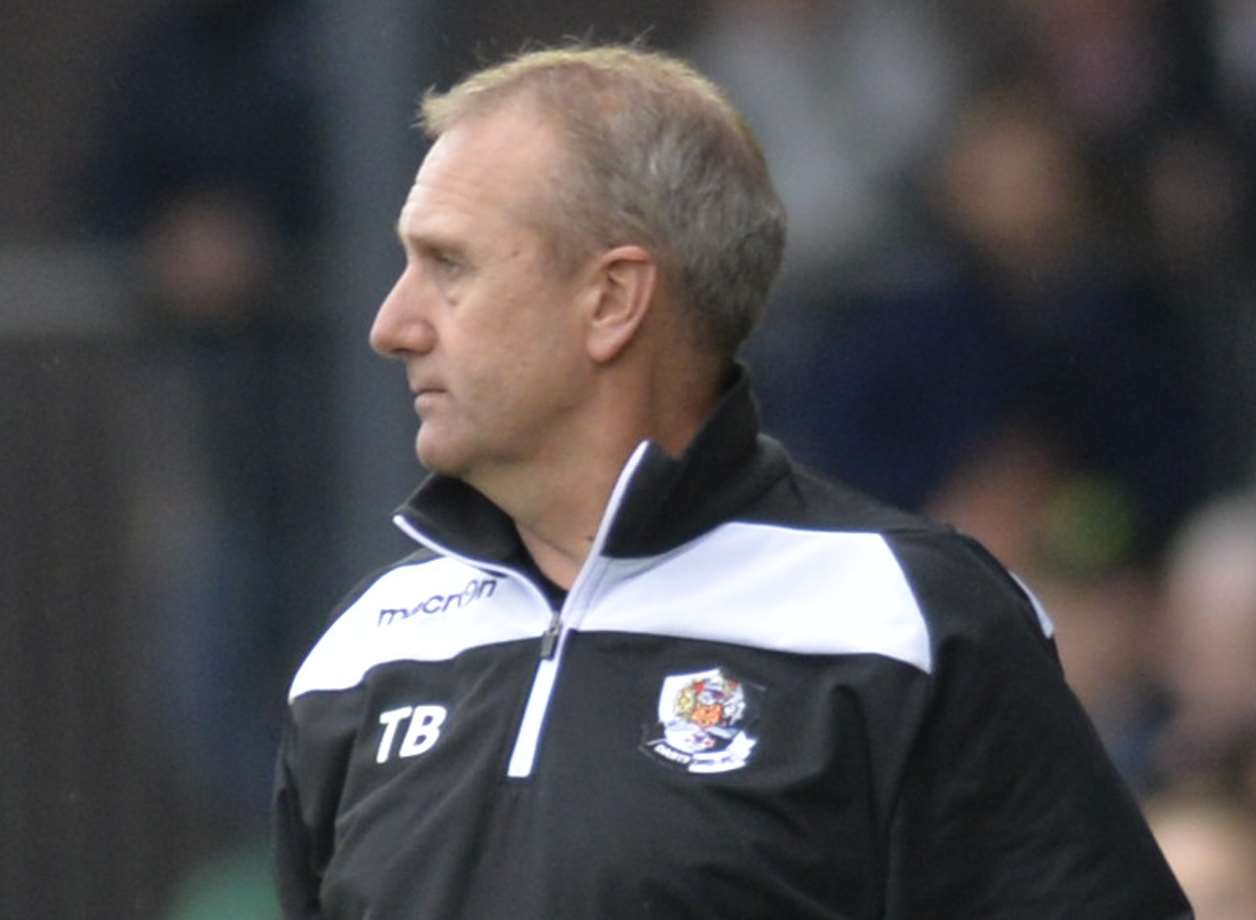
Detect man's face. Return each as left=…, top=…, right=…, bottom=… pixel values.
left=370, top=107, right=593, bottom=487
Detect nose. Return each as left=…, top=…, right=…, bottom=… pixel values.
left=369, top=267, right=436, bottom=358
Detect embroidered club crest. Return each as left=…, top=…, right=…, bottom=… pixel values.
left=640, top=667, right=761, bottom=773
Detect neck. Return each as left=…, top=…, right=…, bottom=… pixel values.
left=511, top=443, right=629, bottom=590
left=476, top=359, right=724, bottom=589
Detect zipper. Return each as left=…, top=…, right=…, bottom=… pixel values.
left=506, top=610, right=563, bottom=780
left=506, top=644, right=564, bottom=777
left=539, top=610, right=563, bottom=659
left=394, top=442, right=652, bottom=779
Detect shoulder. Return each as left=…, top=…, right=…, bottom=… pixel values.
left=286, top=549, right=527, bottom=703
left=738, top=458, right=1053, bottom=663
left=742, top=450, right=948, bottom=537
left=882, top=528, right=1055, bottom=658
left=600, top=518, right=937, bottom=671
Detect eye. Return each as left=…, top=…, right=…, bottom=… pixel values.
left=430, top=249, right=463, bottom=278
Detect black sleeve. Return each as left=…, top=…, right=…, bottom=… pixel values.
left=273, top=719, right=326, bottom=920
left=882, top=534, right=1192, bottom=919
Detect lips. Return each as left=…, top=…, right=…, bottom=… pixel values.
left=412, top=387, right=445, bottom=415
left=408, top=369, right=444, bottom=414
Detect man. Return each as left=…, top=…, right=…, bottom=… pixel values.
left=274, top=45, right=1191, bottom=919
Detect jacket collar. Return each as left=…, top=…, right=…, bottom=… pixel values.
left=394, top=364, right=787, bottom=566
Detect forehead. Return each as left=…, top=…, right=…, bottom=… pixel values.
left=398, top=106, right=562, bottom=242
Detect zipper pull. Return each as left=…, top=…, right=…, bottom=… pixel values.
left=539, top=611, right=562, bottom=659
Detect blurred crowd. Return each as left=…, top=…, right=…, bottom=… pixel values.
left=708, top=4, right=1256, bottom=917
left=6, top=0, right=1256, bottom=916
left=709, top=3, right=1256, bottom=916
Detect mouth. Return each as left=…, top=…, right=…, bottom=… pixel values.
left=408, top=368, right=444, bottom=413
left=412, top=389, right=445, bottom=413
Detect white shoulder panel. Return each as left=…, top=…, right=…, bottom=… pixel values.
left=289, top=556, right=549, bottom=701
left=578, top=522, right=932, bottom=673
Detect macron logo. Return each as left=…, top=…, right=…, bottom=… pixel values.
left=377, top=577, right=498, bottom=627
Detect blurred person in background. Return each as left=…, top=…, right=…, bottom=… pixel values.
left=1007, top=0, right=1256, bottom=492
left=699, top=1, right=1216, bottom=548
left=1148, top=791, right=1256, bottom=920
left=1153, top=491, right=1256, bottom=796
left=274, top=43, right=1188, bottom=919
left=687, top=0, right=967, bottom=476
left=1138, top=121, right=1256, bottom=491
left=908, top=80, right=1207, bottom=561
left=81, top=0, right=328, bottom=906
left=999, top=0, right=1214, bottom=161
left=749, top=74, right=1208, bottom=546
left=687, top=0, right=961, bottom=294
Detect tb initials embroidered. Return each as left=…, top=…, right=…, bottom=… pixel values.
left=376, top=704, right=448, bottom=763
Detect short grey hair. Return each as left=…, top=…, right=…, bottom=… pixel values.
left=419, top=44, right=787, bottom=359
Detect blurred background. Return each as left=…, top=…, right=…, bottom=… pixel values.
left=3, top=0, right=1255, bottom=916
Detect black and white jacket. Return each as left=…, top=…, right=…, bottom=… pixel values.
left=274, top=371, right=1191, bottom=919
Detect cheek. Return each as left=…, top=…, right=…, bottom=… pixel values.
left=490, top=314, right=583, bottom=389
left=455, top=272, right=587, bottom=407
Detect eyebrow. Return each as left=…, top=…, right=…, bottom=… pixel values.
left=395, top=218, right=448, bottom=250
left=396, top=221, right=472, bottom=267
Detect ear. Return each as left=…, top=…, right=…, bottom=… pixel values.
left=584, top=245, right=657, bottom=364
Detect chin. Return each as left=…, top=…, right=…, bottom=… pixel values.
left=415, top=430, right=468, bottom=478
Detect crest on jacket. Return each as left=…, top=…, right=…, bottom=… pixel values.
left=640, top=667, right=760, bottom=773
